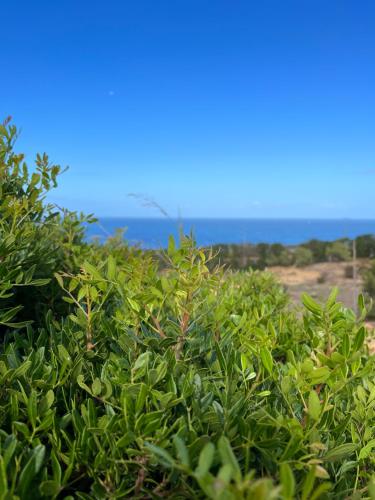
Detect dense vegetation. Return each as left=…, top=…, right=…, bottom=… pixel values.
left=209, top=235, right=375, bottom=271
left=1, top=120, right=375, bottom=499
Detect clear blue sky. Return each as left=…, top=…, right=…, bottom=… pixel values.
left=3, top=1, right=375, bottom=218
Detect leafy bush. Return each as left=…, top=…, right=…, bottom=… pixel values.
left=294, top=247, right=314, bottom=267
left=266, top=243, right=293, bottom=266
left=210, top=243, right=258, bottom=270
left=196, top=236, right=373, bottom=272
left=1, top=120, right=375, bottom=499
left=0, top=118, right=95, bottom=328
left=303, top=240, right=329, bottom=263
left=326, top=241, right=351, bottom=262
left=356, top=235, right=375, bottom=259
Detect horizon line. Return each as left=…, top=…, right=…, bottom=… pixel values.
left=93, top=216, right=375, bottom=221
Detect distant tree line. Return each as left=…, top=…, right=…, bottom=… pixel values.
left=207, top=234, right=375, bottom=271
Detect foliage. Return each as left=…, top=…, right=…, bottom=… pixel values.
left=0, top=118, right=95, bottom=329
left=210, top=243, right=295, bottom=270
left=209, top=235, right=375, bottom=271
left=209, top=243, right=258, bottom=271
left=294, top=247, right=314, bottom=268
left=265, top=244, right=294, bottom=267
left=302, top=240, right=329, bottom=263
left=325, top=241, right=351, bottom=263
left=356, top=235, right=375, bottom=259
left=1, top=120, right=375, bottom=499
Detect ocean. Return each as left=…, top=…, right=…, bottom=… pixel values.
left=85, top=218, right=375, bottom=249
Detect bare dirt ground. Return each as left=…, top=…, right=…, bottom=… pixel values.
left=268, top=261, right=364, bottom=310
left=268, top=260, right=375, bottom=353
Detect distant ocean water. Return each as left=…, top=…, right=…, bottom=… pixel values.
left=85, top=218, right=375, bottom=249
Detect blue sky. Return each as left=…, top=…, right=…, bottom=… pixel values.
left=2, top=1, right=375, bottom=218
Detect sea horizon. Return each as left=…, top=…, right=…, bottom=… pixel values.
left=85, top=217, right=375, bottom=249
left=93, top=216, right=375, bottom=221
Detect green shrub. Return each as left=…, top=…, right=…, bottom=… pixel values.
left=0, top=118, right=95, bottom=328
left=294, top=247, right=314, bottom=267
left=326, top=241, right=351, bottom=262
left=0, top=120, right=375, bottom=499
left=303, top=239, right=329, bottom=263
left=356, top=234, right=375, bottom=258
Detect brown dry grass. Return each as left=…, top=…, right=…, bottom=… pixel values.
left=268, top=260, right=369, bottom=310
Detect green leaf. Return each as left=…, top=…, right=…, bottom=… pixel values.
left=218, top=436, right=241, bottom=481
left=18, top=445, right=46, bottom=497
left=39, top=480, right=61, bottom=496
left=82, top=261, right=103, bottom=280
left=29, top=278, right=50, bottom=286
left=133, top=352, right=151, bottom=372
left=77, top=288, right=86, bottom=303
left=145, top=443, right=175, bottom=467
left=13, top=422, right=30, bottom=438
left=310, top=482, right=332, bottom=500
left=11, top=361, right=32, bottom=380
left=307, top=366, right=330, bottom=384
left=27, top=390, right=37, bottom=429
left=353, top=326, right=366, bottom=352
left=51, top=450, right=62, bottom=484
left=39, top=390, right=54, bottom=414
left=368, top=477, right=375, bottom=500
left=57, top=344, right=71, bottom=364
left=54, top=273, right=64, bottom=288
left=68, top=278, right=79, bottom=293
left=302, top=466, right=316, bottom=500
left=135, top=383, right=148, bottom=413
left=240, top=353, right=249, bottom=372
left=342, top=333, right=350, bottom=358
left=357, top=293, right=366, bottom=316
left=302, top=293, right=322, bottom=315
left=280, top=463, right=295, bottom=499
left=326, top=287, right=339, bottom=308
left=3, top=435, right=17, bottom=467
left=127, top=297, right=140, bottom=312
left=308, top=391, right=321, bottom=421
left=0, top=305, right=23, bottom=324
left=168, top=235, right=176, bottom=255
left=214, top=342, right=227, bottom=372
left=260, top=347, right=273, bottom=375
left=217, top=463, right=233, bottom=483
left=92, top=378, right=102, bottom=396
left=76, top=375, right=92, bottom=394
left=107, top=255, right=116, bottom=280
left=358, top=439, right=375, bottom=460
left=195, top=442, right=215, bottom=478
left=0, top=456, right=8, bottom=497
left=323, top=443, right=357, bottom=462
left=173, top=436, right=190, bottom=468
left=2, top=320, right=32, bottom=329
